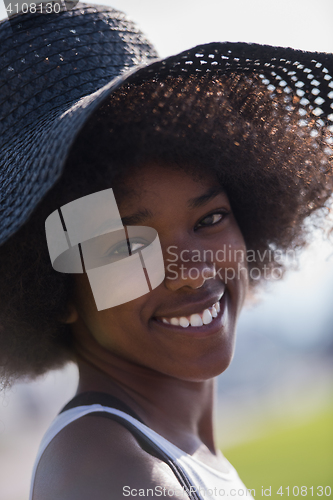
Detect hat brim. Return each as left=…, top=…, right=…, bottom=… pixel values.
left=1, top=40, right=333, bottom=245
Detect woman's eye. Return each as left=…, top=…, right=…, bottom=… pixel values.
left=108, top=239, right=148, bottom=257
left=130, top=242, right=146, bottom=253
left=196, top=212, right=228, bottom=229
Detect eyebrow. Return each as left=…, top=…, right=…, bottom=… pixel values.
left=120, top=186, right=225, bottom=226
left=121, top=208, right=154, bottom=226
left=187, top=187, right=225, bottom=209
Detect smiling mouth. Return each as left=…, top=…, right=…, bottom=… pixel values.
left=154, top=300, right=222, bottom=328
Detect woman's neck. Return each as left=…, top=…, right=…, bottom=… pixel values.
left=74, top=331, right=217, bottom=455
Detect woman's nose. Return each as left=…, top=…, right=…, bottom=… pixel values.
left=164, top=252, right=216, bottom=291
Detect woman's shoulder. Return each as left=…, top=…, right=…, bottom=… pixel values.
left=32, top=414, right=186, bottom=500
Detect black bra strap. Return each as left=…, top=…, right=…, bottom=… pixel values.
left=59, top=391, right=201, bottom=500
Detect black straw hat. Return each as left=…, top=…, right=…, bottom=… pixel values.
left=1, top=2, right=333, bottom=246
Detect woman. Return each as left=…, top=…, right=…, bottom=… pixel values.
left=0, top=4, right=332, bottom=500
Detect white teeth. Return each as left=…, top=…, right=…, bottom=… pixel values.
left=159, top=300, right=221, bottom=328
left=189, top=313, right=203, bottom=327
left=179, top=317, right=190, bottom=328
left=202, top=309, right=213, bottom=325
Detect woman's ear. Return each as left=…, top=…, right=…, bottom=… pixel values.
left=61, top=302, right=79, bottom=324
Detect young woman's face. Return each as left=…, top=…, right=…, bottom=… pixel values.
left=71, top=164, right=248, bottom=381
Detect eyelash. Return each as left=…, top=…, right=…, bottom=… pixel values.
left=195, top=210, right=230, bottom=230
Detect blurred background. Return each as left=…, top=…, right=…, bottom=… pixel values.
left=0, top=1, right=333, bottom=499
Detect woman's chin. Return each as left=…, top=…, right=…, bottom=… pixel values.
left=154, top=345, right=236, bottom=383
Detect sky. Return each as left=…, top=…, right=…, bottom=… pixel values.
left=105, top=0, right=333, bottom=57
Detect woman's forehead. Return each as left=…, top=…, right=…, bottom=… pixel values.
left=112, top=163, right=224, bottom=209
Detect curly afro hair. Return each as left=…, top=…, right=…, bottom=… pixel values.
left=0, top=72, right=332, bottom=387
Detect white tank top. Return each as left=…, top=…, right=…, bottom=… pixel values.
left=29, top=403, right=252, bottom=500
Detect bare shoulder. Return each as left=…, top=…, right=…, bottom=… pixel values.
left=32, top=415, right=186, bottom=500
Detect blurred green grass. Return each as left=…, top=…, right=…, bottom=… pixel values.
left=221, top=406, right=333, bottom=499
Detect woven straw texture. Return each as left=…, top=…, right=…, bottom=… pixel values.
left=0, top=3, right=157, bottom=244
